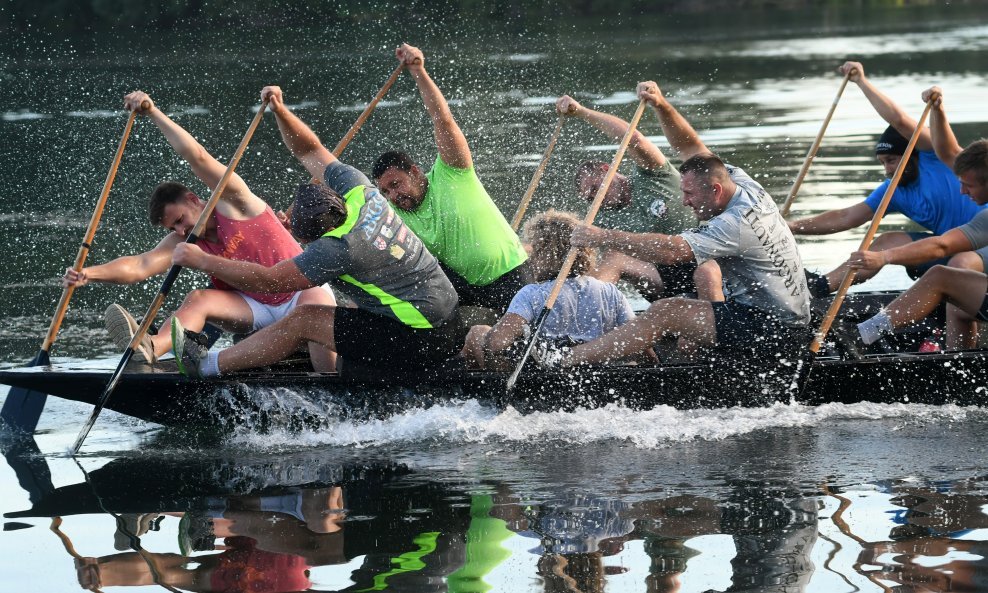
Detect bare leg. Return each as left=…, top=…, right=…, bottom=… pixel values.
left=565, top=297, right=716, bottom=366
left=297, top=286, right=338, bottom=371
left=945, top=251, right=985, bottom=349
left=884, top=267, right=988, bottom=343
left=824, top=231, right=915, bottom=290
left=217, top=305, right=336, bottom=374
left=693, top=260, right=724, bottom=302
left=152, top=289, right=255, bottom=357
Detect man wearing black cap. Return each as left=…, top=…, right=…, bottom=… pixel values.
left=166, top=85, right=460, bottom=377
left=788, top=61, right=986, bottom=297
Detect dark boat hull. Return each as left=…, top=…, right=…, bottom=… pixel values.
left=1, top=347, right=986, bottom=431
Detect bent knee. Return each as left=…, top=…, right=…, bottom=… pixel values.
left=948, top=251, right=985, bottom=272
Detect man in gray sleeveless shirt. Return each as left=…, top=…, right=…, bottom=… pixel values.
left=847, top=86, right=988, bottom=350
left=168, top=86, right=459, bottom=376
left=560, top=81, right=811, bottom=366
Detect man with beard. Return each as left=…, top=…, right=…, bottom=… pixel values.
left=788, top=61, right=985, bottom=297
left=371, top=44, right=530, bottom=314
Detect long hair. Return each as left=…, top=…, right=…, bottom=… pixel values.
left=523, top=209, right=595, bottom=283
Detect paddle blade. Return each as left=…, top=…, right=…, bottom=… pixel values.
left=505, top=307, right=552, bottom=393
left=785, top=351, right=816, bottom=401
left=70, top=348, right=134, bottom=454
left=0, top=350, right=51, bottom=434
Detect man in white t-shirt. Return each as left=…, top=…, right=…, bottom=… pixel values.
left=561, top=81, right=811, bottom=366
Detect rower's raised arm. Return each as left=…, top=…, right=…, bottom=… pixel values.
left=636, top=81, right=709, bottom=161
left=398, top=43, right=472, bottom=169
left=557, top=94, right=668, bottom=170
left=124, top=91, right=252, bottom=202
left=922, top=86, right=964, bottom=168
left=262, top=86, right=336, bottom=180
left=839, top=61, right=933, bottom=151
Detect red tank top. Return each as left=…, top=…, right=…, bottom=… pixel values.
left=199, top=206, right=302, bottom=305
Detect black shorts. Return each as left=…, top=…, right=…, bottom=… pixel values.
left=439, top=261, right=531, bottom=314
left=333, top=308, right=461, bottom=369
left=711, top=301, right=810, bottom=356
left=655, top=261, right=698, bottom=298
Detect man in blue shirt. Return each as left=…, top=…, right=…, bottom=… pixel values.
left=788, top=61, right=986, bottom=297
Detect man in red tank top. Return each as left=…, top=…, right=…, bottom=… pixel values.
left=62, top=91, right=336, bottom=369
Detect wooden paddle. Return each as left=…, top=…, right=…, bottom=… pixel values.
left=70, top=101, right=269, bottom=455
left=333, top=63, right=404, bottom=157
left=510, top=113, right=567, bottom=231
left=779, top=70, right=852, bottom=218
left=1, top=104, right=145, bottom=434
left=506, top=99, right=648, bottom=393
left=788, top=101, right=933, bottom=398
left=308, top=61, right=410, bottom=184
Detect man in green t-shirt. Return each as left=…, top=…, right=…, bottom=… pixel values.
left=556, top=95, right=697, bottom=300
left=371, top=44, right=530, bottom=314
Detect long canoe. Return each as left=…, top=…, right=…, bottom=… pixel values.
left=0, top=292, right=983, bottom=430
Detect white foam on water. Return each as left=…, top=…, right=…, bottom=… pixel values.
left=226, top=399, right=985, bottom=451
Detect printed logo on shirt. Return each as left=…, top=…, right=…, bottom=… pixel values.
left=385, top=209, right=395, bottom=226
left=373, top=237, right=388, bottom=250
left=390, top=244, right=405, bottom=260
left=358, top=195, right=387, bottom=240
left=396, top=226, right=408, bottom=243
left=649, top=198, right=668, bottom=219
left=380, top=225, right=394, bottom=239
left=219, top=230, right=246, bottom=259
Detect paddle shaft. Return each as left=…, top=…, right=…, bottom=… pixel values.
left=70, top=101, right=269, bottom=455
left=510, top=114, right=566, bottom=231
left=42, top=106, right=145, bottom=353
left=506, top=99, right=648, bottom=391
left=810, top=101, right=932, bottom=355
left=332, top=63, right=404, bottom=157
left=788, top=102, right=933, bottom=399
left=779, top=71, right=852, bottom=218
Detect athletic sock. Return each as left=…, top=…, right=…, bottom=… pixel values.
left=201, top=352, right=221, bottom=377
left=857, top=311, right=893, bottom=345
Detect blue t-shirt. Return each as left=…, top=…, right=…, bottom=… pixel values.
left=864, top=150, right=984, bottom=235
left=506, top=276, right=634, bottom=343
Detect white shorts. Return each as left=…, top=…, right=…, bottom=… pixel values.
left=240, top=285, right=333, bottom=331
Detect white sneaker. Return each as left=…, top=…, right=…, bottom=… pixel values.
left=104, top=303, right=156, bottom=363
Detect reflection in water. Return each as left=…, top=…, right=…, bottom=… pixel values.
left=5, top=440, right=987, bottom=593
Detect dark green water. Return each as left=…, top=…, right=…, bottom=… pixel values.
left=4, top=5, right=988, bottom=592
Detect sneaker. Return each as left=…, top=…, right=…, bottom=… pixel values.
left=530, top=339, right=571, bottom=369
left=804, top=270, right=832, bottom=299
left=827, top=320, right=863, bottom=360
left=105, top=304, right=156, bottom=363
left=171, top=317, right=208, bottom=378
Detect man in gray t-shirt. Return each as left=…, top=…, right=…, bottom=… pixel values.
left=169, top=86, right=459, bottom=377
left=558, top=81, right=811, bottom=367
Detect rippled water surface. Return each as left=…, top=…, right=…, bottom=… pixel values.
left=4, top=5, right=988, bottom=592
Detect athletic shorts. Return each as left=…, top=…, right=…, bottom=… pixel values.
left=332, top=307, right=461, bottom=369
left=439, top=261, right=531, bottom=314
left=711, top=301, right=810, bottom=355
left=240, top=285, right=333, bottom=331
left=906, top=232, right=988, bottom=279
left=655, top=261, right=698, bottom=298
